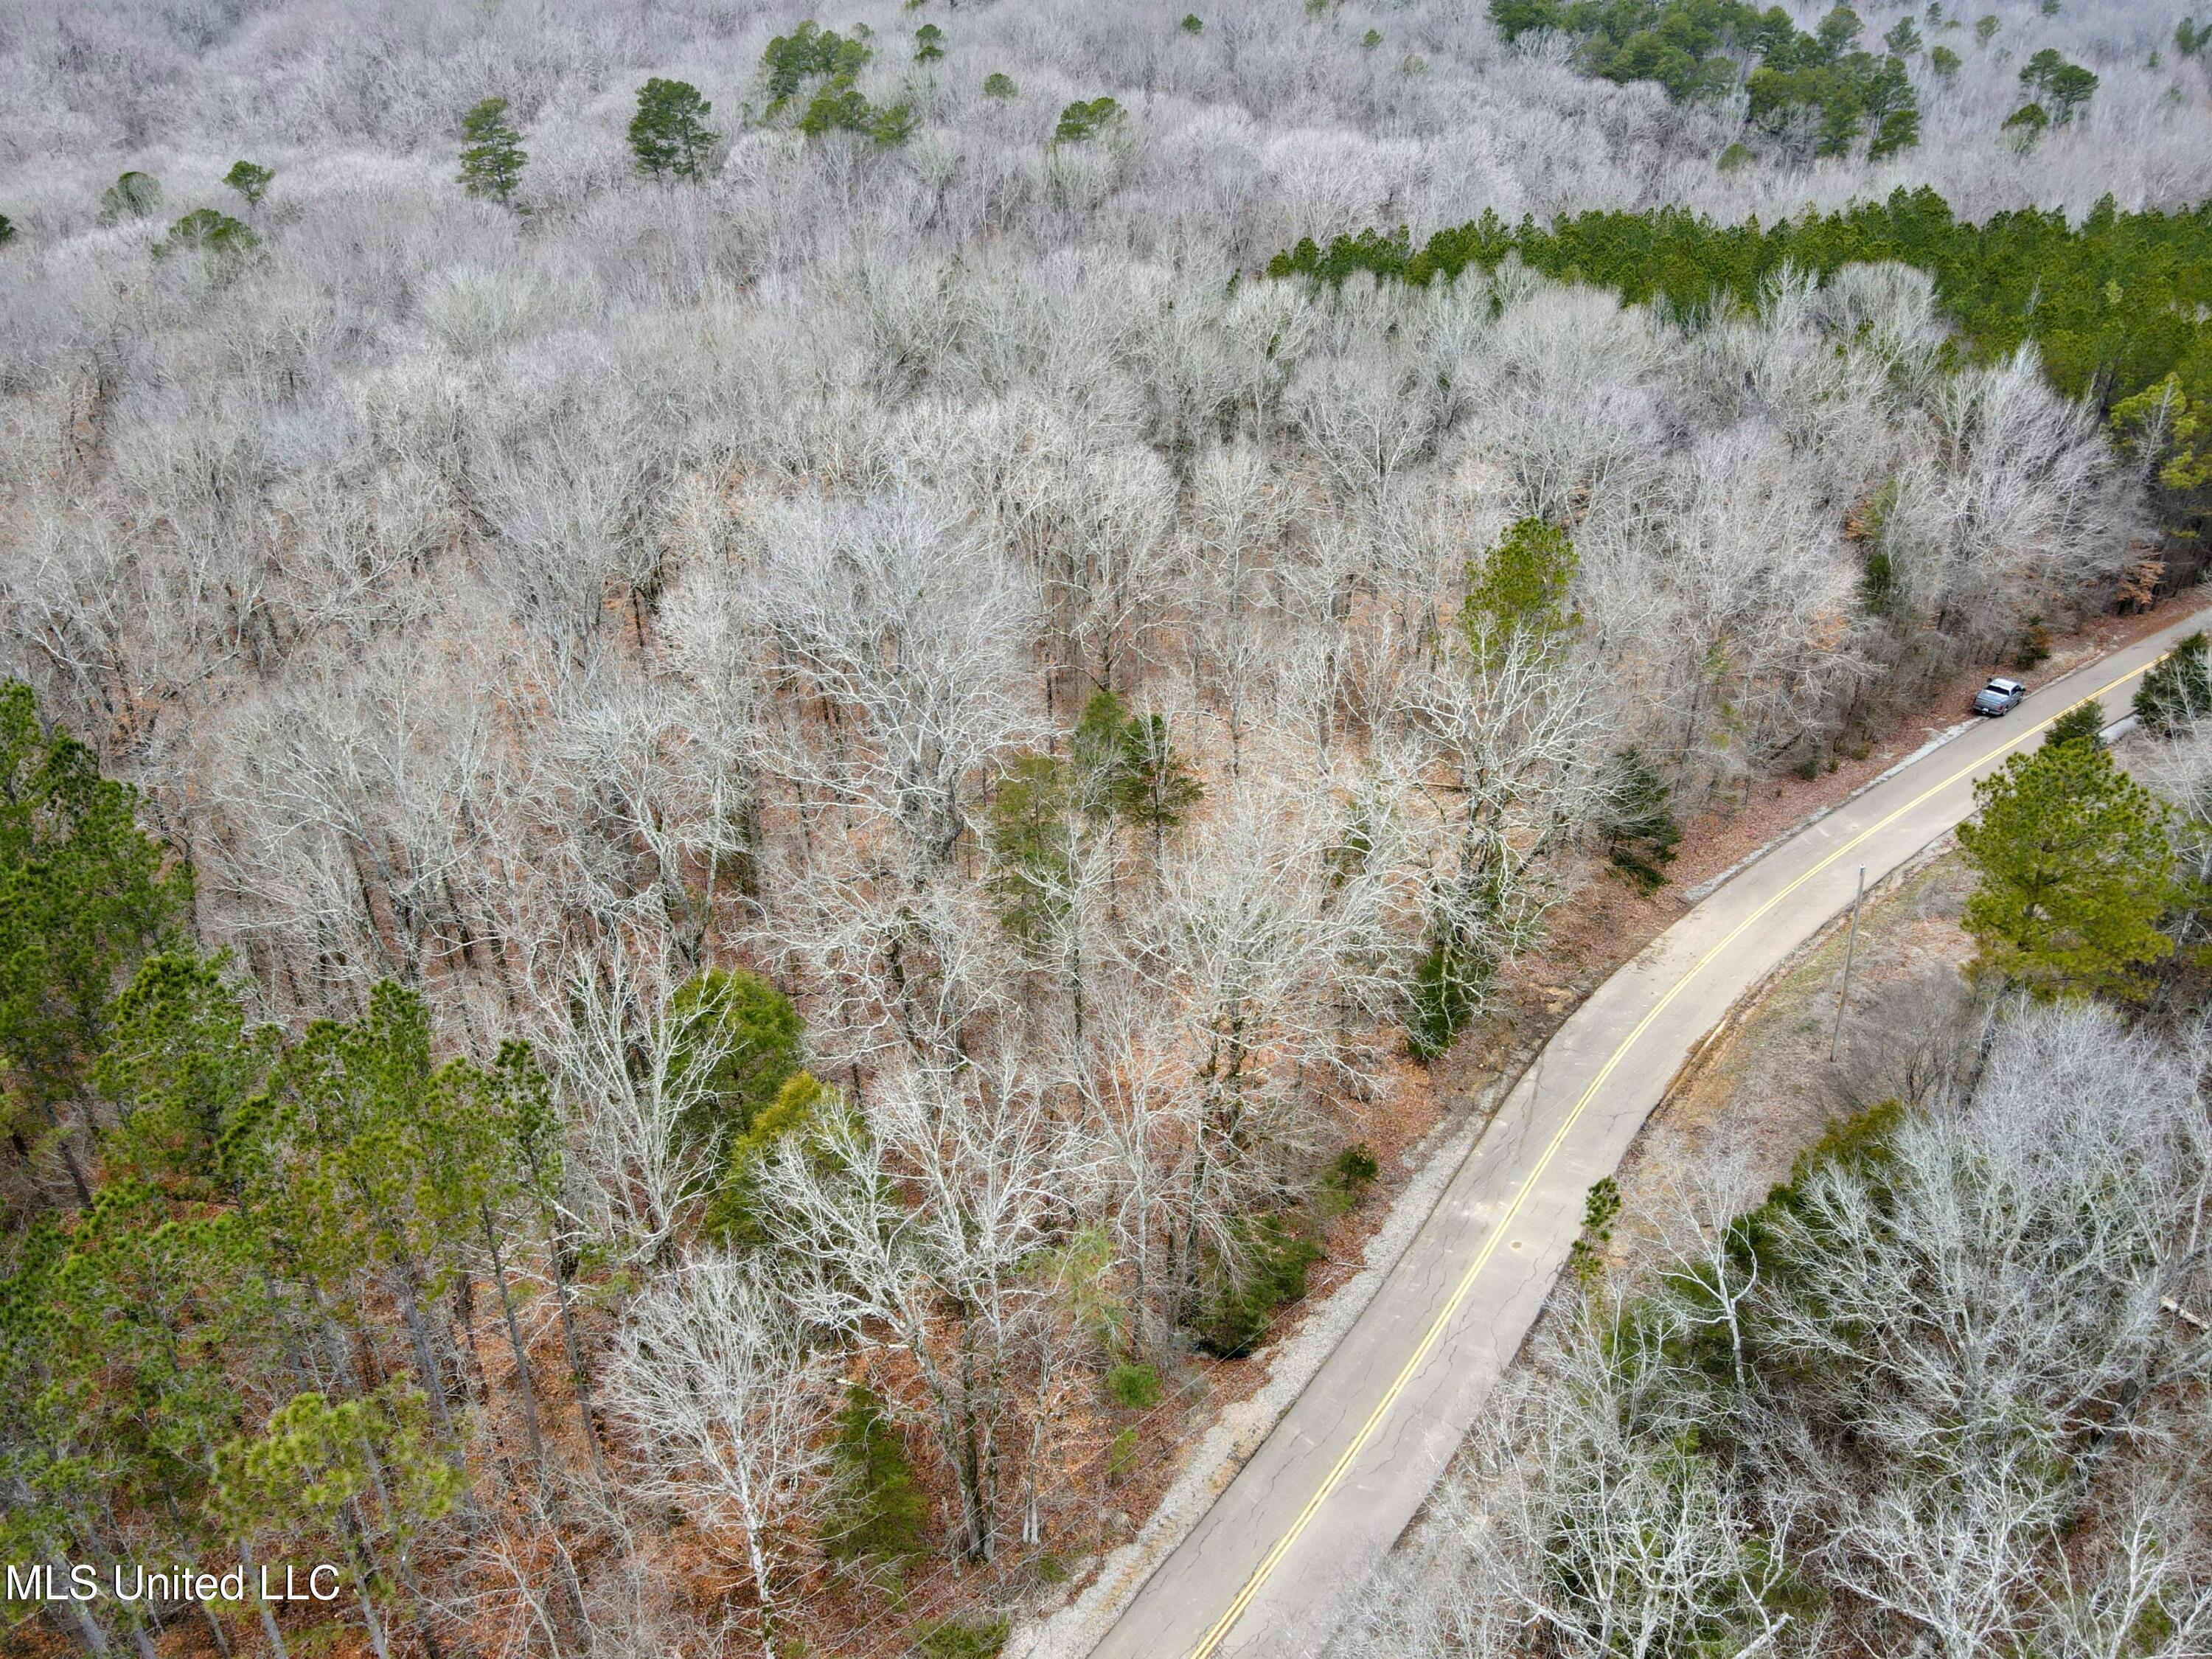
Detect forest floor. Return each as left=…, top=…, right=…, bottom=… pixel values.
left=1003, top=587, right=2208, bottom=1659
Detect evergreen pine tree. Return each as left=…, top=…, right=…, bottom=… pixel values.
left=457, top=96, right=528, bottom=205
left=985, top=752, right=1077, bottom=943
left=2135, top=633, right=2212, bottom=735
left=0, top=681, right=193, bottom=1207
left=820, top=1384, right=928, bottom=1568
left=2041, top=698, right=2106, bottom=750
left=1113, top=712, right=1204, bottom=861
left=97, top=170, right=161, bottom=223
left=667, top=967, right=804, bottom=1156
left=1601, top=748, right=1681, bottom=893
left=1958, top=739, right=2176, bottom=998
left=629, top=78, right=719, bottom=179
left=155, top=209, right=259, bottom=264
left=1464, top=517, right=1581, bottom=667
left=94, top=950, right=273, bottom=1183
left=220, top=160, right=274, bottom=206
left=215, top=1386, right=462, bottom=1659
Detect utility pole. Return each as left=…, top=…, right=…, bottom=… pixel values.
left=1829, top=865, right=1866, bottom=1062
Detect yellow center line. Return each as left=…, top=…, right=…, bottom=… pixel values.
left=1188, top=647, right=2171, bottom=1659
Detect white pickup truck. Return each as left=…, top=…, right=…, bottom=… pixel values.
left=1972, top=676, right=2026, bottom=716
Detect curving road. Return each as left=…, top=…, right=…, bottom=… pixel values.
left=1088, top=611, right=2207, bottom=1659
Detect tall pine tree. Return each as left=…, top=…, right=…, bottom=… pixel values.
left=1958, top=739, right=2176, bottom=998
left=457, top=96, right=527, bottom=206
left=0, top=682, right=192, bottom=1209
left=629, top=78, right=718, bottom=180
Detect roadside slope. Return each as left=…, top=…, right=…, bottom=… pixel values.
left=1085, top=610, right=2212, bottom=1659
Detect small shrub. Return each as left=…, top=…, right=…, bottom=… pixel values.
left=1103, top=1362, right=1162, bottom=1411
left=1181, top=13, right=1204, bottom=32
left=1792, top=754, right=1821, bottom=782
left=917, top=1618, right=1009, bottom=1659
left=99, top=170, right=162, bottom=223
left=982, top=71, right=1018, bottom=97
left=914, top=22, right=945, bottom=61
left=1601, top=747, right=1680, bottom=895
left=1197, top=1217, right=1324, bottom=1358
left=1931, top=44, right=1962, bottom=76
left=819, top=1385, right=927, bottom=1568
left=1331, top=1142, right=1379, bottom=1187
left=1105, top=1426, right=1140, bottom=1481
left=2041, top=699, right=2104, bottom=750
left=2014, top=617, right=2052, bottom=669
left=0, top=214, right=17, bottom=248
left=1320, top=1143, right=1379, bottom=1213
left=2135, top=633, right=2212, bottom=735
left=1716, top=141, right=1752, bottom=172
left=1407, top=937, right=1485, bottom=1060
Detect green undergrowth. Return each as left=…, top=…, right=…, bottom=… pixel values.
left=1197, top=1215, right=1324, bottom=1357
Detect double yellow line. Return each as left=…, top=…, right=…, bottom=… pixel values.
left=1188, top=646, right=2171, bottom=1658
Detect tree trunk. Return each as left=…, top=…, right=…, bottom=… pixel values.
left=483, top=1202, right=547, bottom=1467
left=237, top=1540, right=291, bottom=1659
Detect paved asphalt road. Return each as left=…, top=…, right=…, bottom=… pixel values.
left=1088, top=612, right=2208, bottom=1659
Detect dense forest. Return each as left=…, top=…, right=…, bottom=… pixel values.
left=1270, top=189, right=2212, bottom=555
left=2, top=0, right=2210, bottom=1655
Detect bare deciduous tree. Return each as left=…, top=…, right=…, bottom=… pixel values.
left=608, top=1256, right=830, bottom=1656
left=764, top=1057, right=1070, bottom=1560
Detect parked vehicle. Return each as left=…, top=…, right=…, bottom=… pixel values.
left=1972, top=677, right=2027, bottom=716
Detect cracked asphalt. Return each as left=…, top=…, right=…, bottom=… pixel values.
left=1085, top=611, right=2208, bottom=1659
